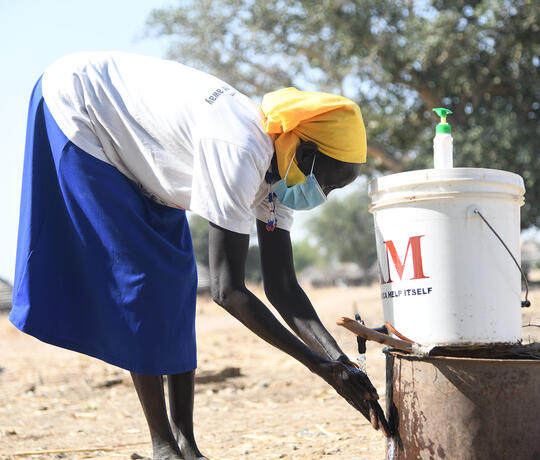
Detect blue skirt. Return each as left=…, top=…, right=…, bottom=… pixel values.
left=10, top=77, right=198, bottom=375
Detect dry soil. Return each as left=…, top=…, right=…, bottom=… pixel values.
left=1, top=285, right=539, bottom=460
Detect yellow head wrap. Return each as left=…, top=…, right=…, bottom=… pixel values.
left=260, top=87, right=367, bottom=185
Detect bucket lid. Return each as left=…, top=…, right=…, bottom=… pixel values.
left=369, top=168, right=525, bottom=196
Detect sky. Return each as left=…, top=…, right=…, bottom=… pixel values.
left=0, top=0, right=362, bottom=284
left=0, top=0, right=175, bottom=283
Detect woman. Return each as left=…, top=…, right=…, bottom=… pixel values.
left=10, top=51, right=388, bottom=460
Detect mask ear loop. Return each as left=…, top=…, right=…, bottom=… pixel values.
left=283, top=151, right=297, bottom=180
left=309, top=153, right=317, bottom=176
left=284, top=144, right=317, bottom=180
left=310, top=152, right=327, bottom=200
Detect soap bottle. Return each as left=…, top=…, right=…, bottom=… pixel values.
left=432, top=108, right=453, bottom=168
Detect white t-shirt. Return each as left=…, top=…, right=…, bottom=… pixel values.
left=42, top=51, right=293, bottom=234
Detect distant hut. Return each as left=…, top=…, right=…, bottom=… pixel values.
left=0, top=278, right=13, bottom=312
left=329, top=263, right=364, bottom=287
left=522, top=239, right=540, bottom=283
left=299, top=262, right=376, bottom=288
left=298, top=266, right=331, bottom=288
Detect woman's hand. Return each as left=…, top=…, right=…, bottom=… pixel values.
left=315, top=360, right=392, bottom=437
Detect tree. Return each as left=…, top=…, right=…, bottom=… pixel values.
left=292, top=239, right=323, bottom=272
left=188, top=213, right=263, bottom=282
left=147, top=0, right=540, bottom=228
left=245, top=245, right=263, bottom=283
left=307, top=187, right=377, bottom=275
left=187, top=213, right=209, bottom=266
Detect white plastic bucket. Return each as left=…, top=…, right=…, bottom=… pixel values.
left=369, top=168, right=525, bottom=346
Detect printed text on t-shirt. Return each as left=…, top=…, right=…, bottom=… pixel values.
left=205, top=86, right=234, bottom=105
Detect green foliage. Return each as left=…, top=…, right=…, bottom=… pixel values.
left=292, top=239, right=322, bottom=272
left=188, top=213, right=262, bottom=282
left=147, top=0, right=540, bottom=228
left=187, top=213, right=209, bottom=266
left=307, top=187, right=377, bottom=273
left=245, top=245, right=263, bottom=283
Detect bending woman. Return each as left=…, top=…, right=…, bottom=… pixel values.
left=10, top=51, right=387, bottom=460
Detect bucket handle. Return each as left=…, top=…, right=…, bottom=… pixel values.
left=474, top=209, right=531, bottom=308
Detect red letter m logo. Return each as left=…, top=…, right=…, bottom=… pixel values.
left=380, top=235, right=429, bottom=284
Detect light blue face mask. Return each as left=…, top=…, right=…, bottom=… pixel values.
left=272, top=153, right=327, bottom=210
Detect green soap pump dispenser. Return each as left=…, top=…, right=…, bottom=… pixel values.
left=432, top=108, right=453, bottom=168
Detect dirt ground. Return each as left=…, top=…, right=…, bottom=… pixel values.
left=1, top=285, right=539, bottom=460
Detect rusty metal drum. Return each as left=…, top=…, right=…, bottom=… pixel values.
left=385, top=350, right=540, bottom=460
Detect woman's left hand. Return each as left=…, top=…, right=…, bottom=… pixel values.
left=315, top=360, right=392, bottom=436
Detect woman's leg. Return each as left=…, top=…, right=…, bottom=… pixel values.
left=168, top=371, right=208, bottom=460
left=131, top=372, right=183, bottom=459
